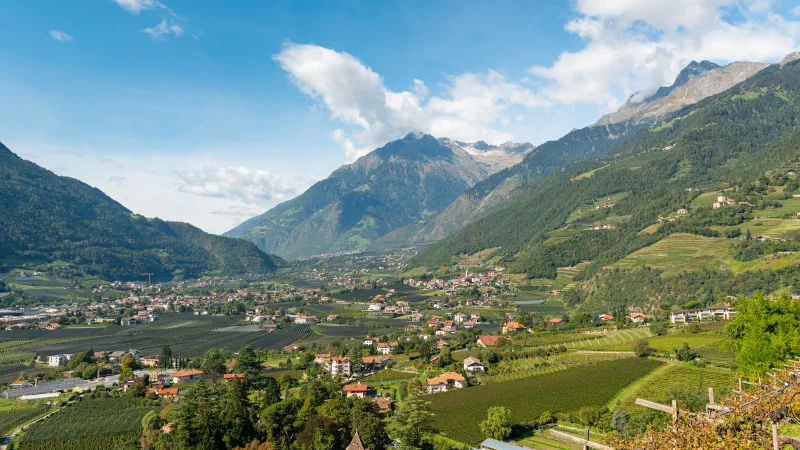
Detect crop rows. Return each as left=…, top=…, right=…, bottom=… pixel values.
left=485, top=352, right=631, bottom=382
left=0, top=404, right=50, bottom=436
left=428, top=358, right=663, bottom=444
left=19, top=397, right=158, bottom=450
left=616, top=363, right=739, bottom=414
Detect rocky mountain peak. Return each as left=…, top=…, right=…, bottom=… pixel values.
left=781, top=52, right=800, bottom=67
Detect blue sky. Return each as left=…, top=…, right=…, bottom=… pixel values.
left=1, top=1, right=799, bottom=233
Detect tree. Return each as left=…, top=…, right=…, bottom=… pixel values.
left=674, top=342, right=697, bottom=362
left=220, top=379, right=254, bottom=448
left=141, top=410, right=163, bottom=450
left=479, top=406, right=512, bottom=440
left=162, top=345, right=173, bottom=369
left=201, top=349, right=226, bottom=383
left=649, top=322, right=669, bottom=336
left=632, top=339, right=653, bottom=357
left=611, top=410, right=629, bottom=433
left=389, top=395, right=435, bottom=449
left=234, top=346, right=261, bottom=379
left=418, top=339, right=435, bottom=363
left=437, top=345, right=452, bottom=367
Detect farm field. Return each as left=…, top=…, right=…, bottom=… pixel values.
left=614, top=362, right=739, bottom=416
left=603, top=329, right=735, bottom=363
left=613, top=233, right=731, bottom=275
left=428, top=358, right=663, bottom=444
left=0, top=398, right=54, bottom=436
left=18, top=396, right=160, bottom=450
left=0, top=314, right=307, bottom=382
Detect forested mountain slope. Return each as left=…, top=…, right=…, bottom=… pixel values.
left=412, top=59, right=800, bottom=280
left=0, top=143, right=284, bottom=280
left=225, top=133, right=531, bottom=259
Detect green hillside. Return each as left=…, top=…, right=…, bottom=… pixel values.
left=412, top=60, right=800, bottom=308
left=0, top=143, right=284, bottom=281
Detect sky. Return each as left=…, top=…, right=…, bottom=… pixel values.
left=1, top=0, right=800, bottom=234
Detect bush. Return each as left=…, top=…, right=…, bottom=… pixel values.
left=632, top=339, right=653, bottom=357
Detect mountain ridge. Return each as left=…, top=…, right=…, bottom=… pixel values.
left=0, top=143, right=284, bottom=280
left=225, top=133, right=533, bottom=259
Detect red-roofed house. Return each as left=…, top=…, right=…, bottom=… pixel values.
left=344, top=382, right=372, bottom=398
left=171, top=370, right=203, bottom=384
left=501, top=321, right=528, bottom=334
left=476, top=335, right=506, bottom=347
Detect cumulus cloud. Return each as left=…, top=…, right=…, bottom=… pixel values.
left=176, top=166, right=304, bottom=209
left=142, top=19, right=184, bottom=39
left=530, top=0, right=800, bottom=109
left=274, top=43, right=547, bottom=161
left=49, top=30, right=73, bottom=42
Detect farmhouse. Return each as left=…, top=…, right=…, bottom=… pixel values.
left=463, top=356, right=485, bottom=373
left=47, top=354, right=69, bottom=367
left=344, top=382, right=372, bottom=398
left=501, top=321, right=528, bottom=334
left=294, top=315, right=317, bottom=324
left=426, top=372, right=466, bottom=393
left=223, top=373, right=246, bottom=382
left=547, top=318, right=563, bottom=326
left=361, top=355, right=393, bottom=371
left=171, top=369, right=203, bottom=384
left=140, top=356, right=162, bottom=367
left=476, top=335, right=506, bottom=347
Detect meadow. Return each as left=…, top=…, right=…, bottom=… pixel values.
left=428, top=358, right=663, bottom=444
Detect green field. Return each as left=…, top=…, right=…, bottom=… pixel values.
left=614, top=362, right=739, bottom=415
left=18, top=396, right=160, bottom=450
left=428, top=358, right=663, bottom=444
left=613, top=233, right=731, bottom=275
left=0, top=398, right=53, bottom=436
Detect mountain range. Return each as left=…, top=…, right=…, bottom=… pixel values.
left=0, top=143, right=284, bottom=280
left=230, top=56, right=786, bottom=260
left=224, top=135, right=532, bottom=259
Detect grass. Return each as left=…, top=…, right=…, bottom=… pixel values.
left=427, top=358, right=663, bottom=444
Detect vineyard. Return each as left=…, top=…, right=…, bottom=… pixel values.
left=428, top=358, right=663, bottom=444
left=0, top=401, right=52, bottom=436
left=484, top=351, right=634, bottom=382
left=18, top=396, right=159, bottom=450
left=614, top=362, right=739, bottom=415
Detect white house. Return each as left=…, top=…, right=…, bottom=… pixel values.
left=463, top=357, right=486, bottom=373
left=331, top=356, right=351, bottom=377
left=48, top=354, right=69, bottom=367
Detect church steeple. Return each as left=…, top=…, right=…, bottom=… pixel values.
left=346, top=431, right=369, bottom=450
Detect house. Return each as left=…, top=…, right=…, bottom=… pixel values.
left=547, top=318, right=563, bottom=326
left=344, top=382, right=372, bottom=398
left=10, top=380, right=31, bottom=389
left=501, top=321, right=528, bottom=334
left=670, top=307, right=736, bottom=324
left=371, top=396, right=393, bottom=414
left=331, top=356, right=352, bottom=377
left=48, top=354, right=69, bottom=367
left=598, top=313, right=614, bottom=321
left=376, top=342, right=394, bottom=355
left=361, top=356, right=393, bottom=371
left=327, top=314, right=339, bottom=321
left=463, top=357, right=485, bottom=373
left=146, top=387, right=180, bottom=401
left=367, top=303, right=383, bottom=312
left=120, top=317, right=139, bottom=326
left=426, top=372, right=465, bottom=393
left=223, top=373, right=246, bottom=382
left=141, top=356, right=162, bottom=367
left=626, top=312, right=649, bottom=323
left=294, top=315, right=317, bottom=325
left=677, top=208, right=688, bottom=215
left=476, top=335, right=506, bottom=347
left=171, top=369, right=203, bottom=384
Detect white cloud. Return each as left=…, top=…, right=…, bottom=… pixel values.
left=49, top=30, right=73, bottom=42
left=176, top=166, right=303, bottom=208
left=142, top=19, right=184, bottom=39
left=111, top=0, right=161, bottom=15
left=530, top=0, right=800, bottom=109
left=793, top=5, right=800, bottom=16
left=274, top=43, right=546, bottom=161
